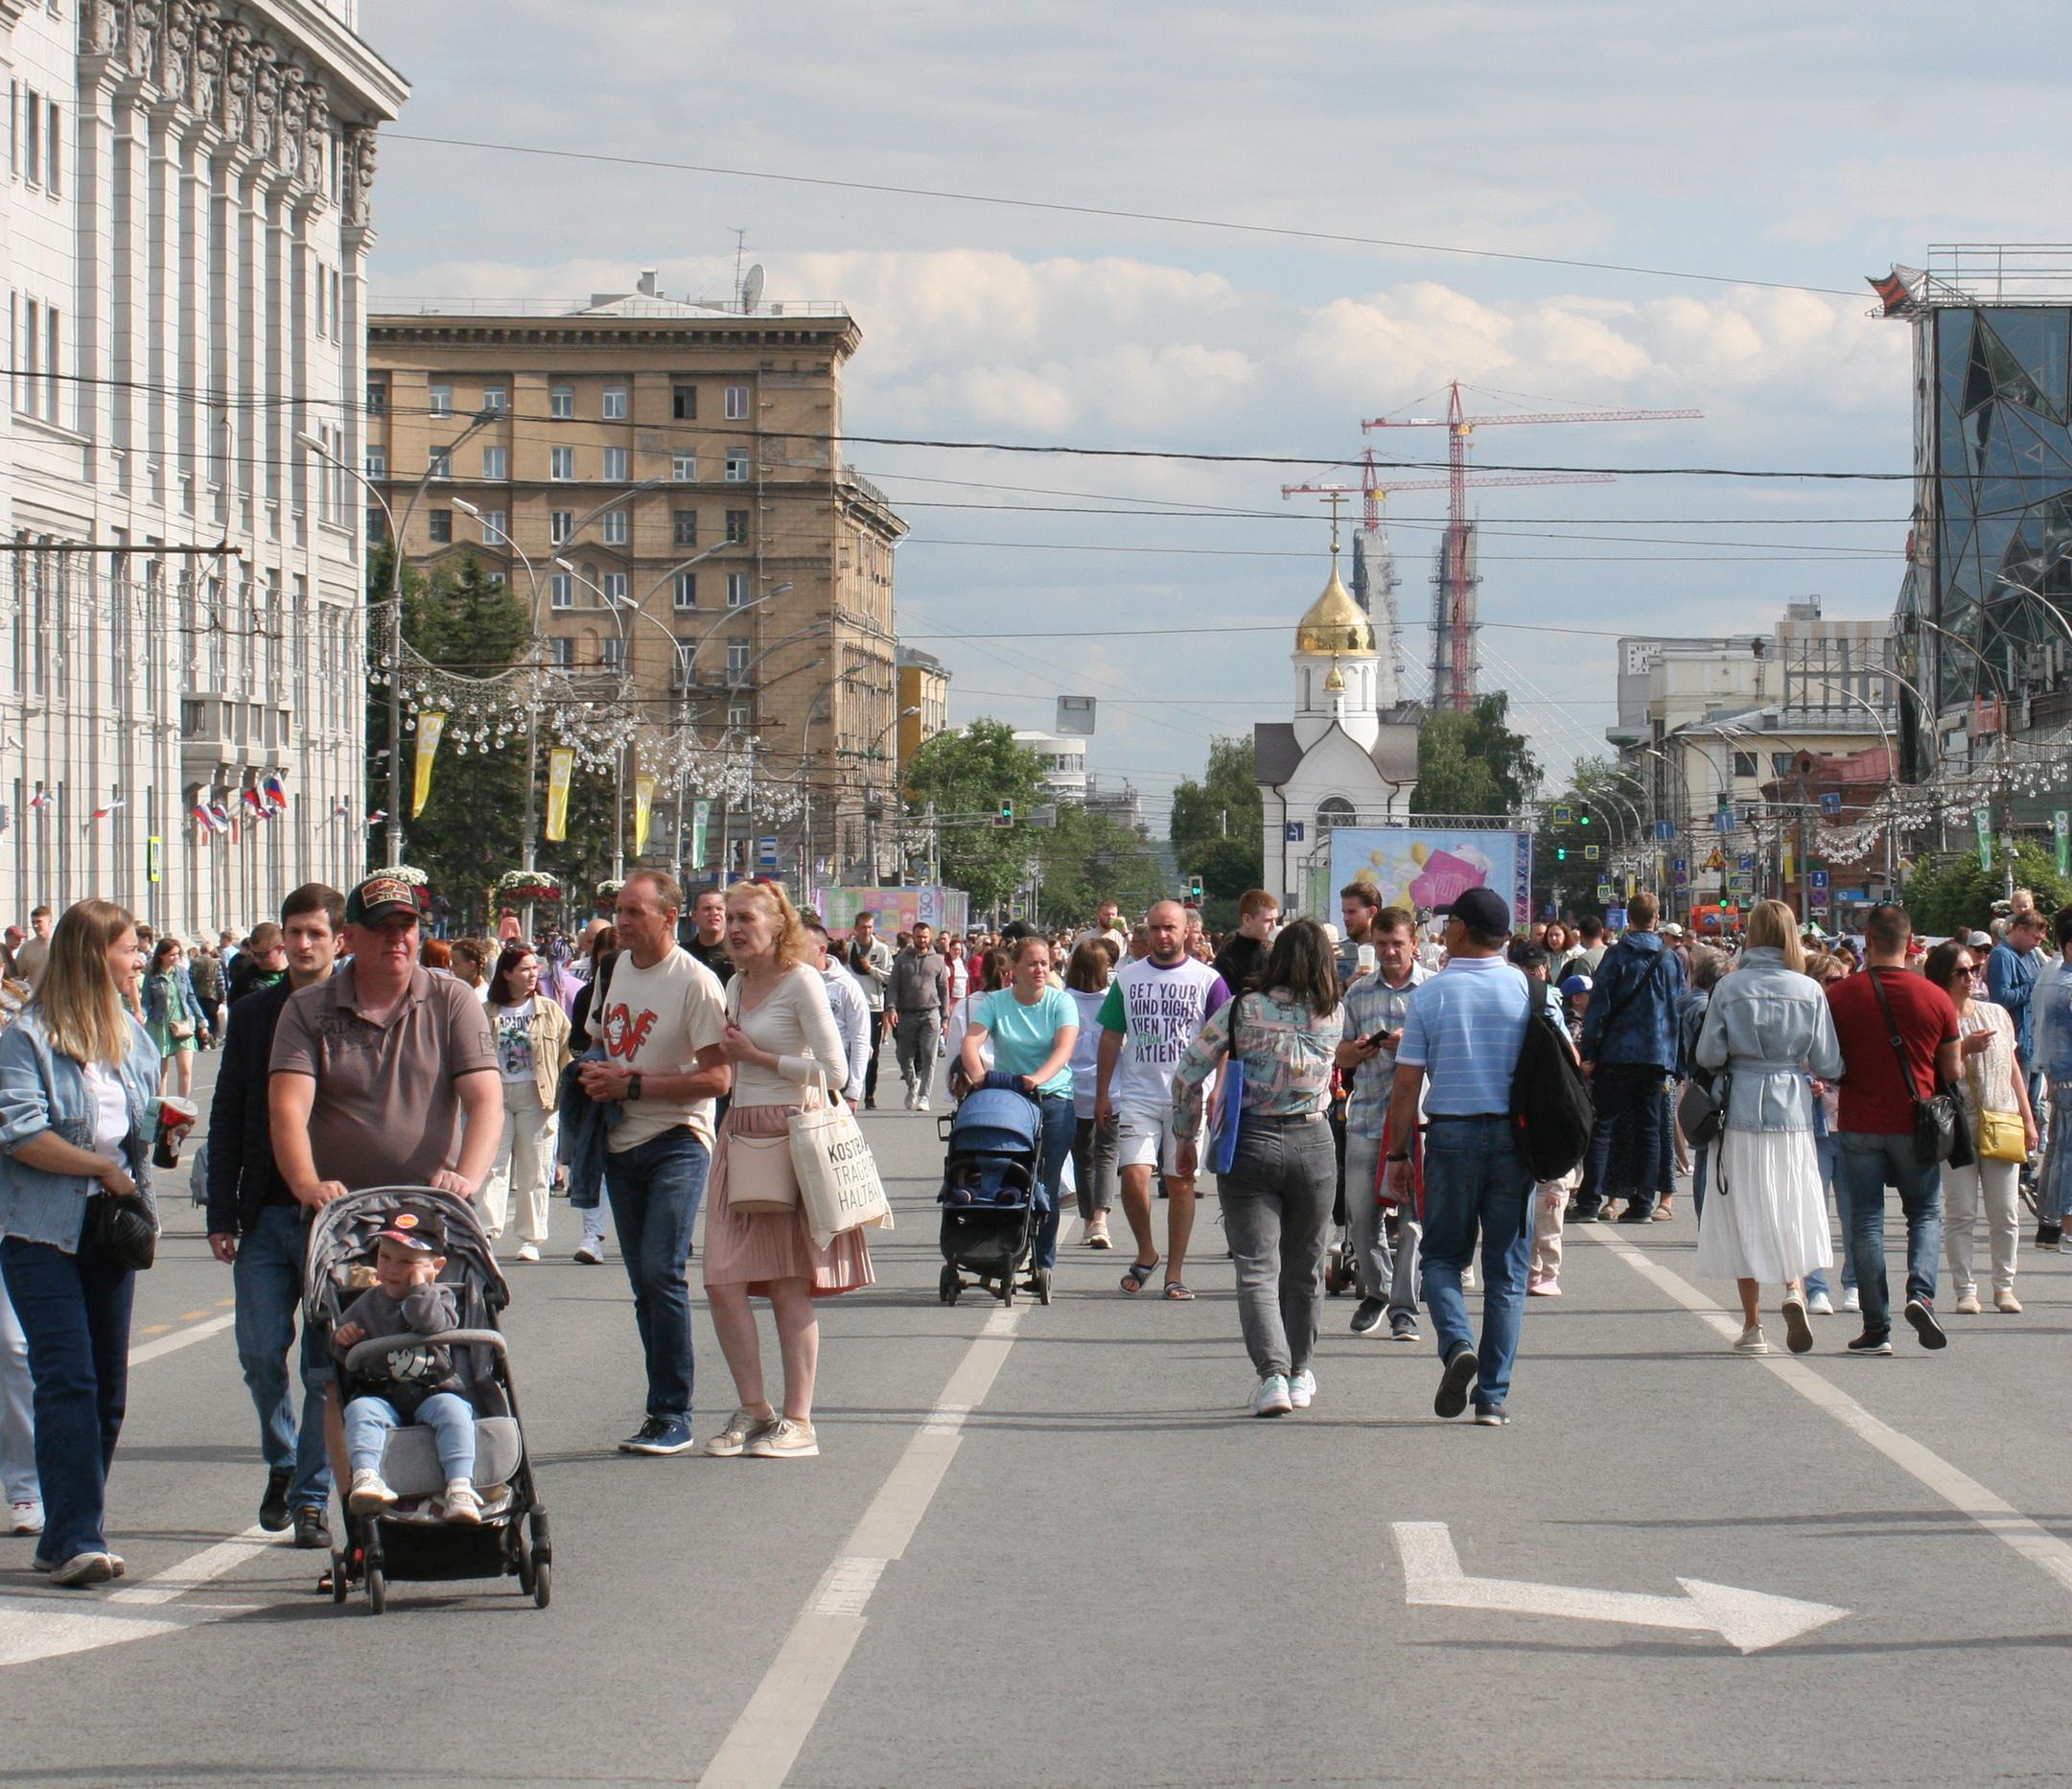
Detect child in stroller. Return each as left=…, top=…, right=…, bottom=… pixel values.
left=333, top=1207, right=485, bottom=1524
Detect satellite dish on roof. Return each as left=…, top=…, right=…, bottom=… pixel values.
left=741, top=264, right=765, bottom=314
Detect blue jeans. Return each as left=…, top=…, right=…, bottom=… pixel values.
left=1803, top=1134, right=1855, bottom=1300
left=1834, top=1131, right=1942, bottom=1341
left=604, top=1127, right=710, bottom=1417
left=0, top=1233, right=134, bottom=1563
left=1420, top=1116, right=1534, bottom=1410
left=1030, top=1094, right=1078, bottom=1269
left=1580, top=1063, right=1667, bottom=1214
left=343, top=1392, right=477, bottom=1483
left=232, top=1204, right=333, bottom=1512
left=0, top=1266, right=37, bottom=1506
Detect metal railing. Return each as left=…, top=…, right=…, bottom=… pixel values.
left=370, top=296, right=853, bottom=320
left=1923, top=245, right=2072, bottom=305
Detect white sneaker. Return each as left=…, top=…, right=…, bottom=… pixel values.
left=347, top=1468, right=399, bottom=1515
left=1843, top=1288, right=1861, bottom=1313
left=902, top=1088, right=918, bottom=1111
left=1734, top=1325, right=1771, bottom=1355
left=1289, top=1369, right=1316, bottom=1410
left=9, top=1499, right=43, bottom=1536
left=916, top=1098, right=931, bottom=1113
left=1250, top=1375, right=1293, bottom=1417
left=1806, top=1290, right=1835, bottom=1316
left=516, top=1243, right=541, bottom=1264
left=573, top=1241, right=603, bottom=1265
left=442, top=1480, right=482, bottom=1524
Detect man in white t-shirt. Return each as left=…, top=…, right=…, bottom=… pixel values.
left=1095, top=899, right=1231, bottom=1300
left=580, top=869, right=731, bottom=1457
left=1072, top=898, right=1130, bottom=961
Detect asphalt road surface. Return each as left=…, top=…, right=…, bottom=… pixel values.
left=2, top=1045, right=2068, bottom=1788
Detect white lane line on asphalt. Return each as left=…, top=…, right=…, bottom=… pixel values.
left=696, top=1303, right=1024, bottom=1789
left=1592, top=1226, right=2072, bottom=1602
left=107, top=1523, right=279, bottom=1607
left=128, top=1312, right=235, bottom=1366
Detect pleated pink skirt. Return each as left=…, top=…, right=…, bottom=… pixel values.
left=701, top=1101, right=875, bottom=1298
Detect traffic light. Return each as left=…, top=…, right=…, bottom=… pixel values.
left=1555, top=847, right=1568, bottom=861
left=1187, top=876, right=1203, bottom=900
left=1578, top=813, right=1591, bottom=826
left=994, top=800, right=1013, bottom=827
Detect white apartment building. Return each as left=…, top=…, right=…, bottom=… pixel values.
left=1013, top=729, right=1089, bottom=802
left=0, top=1, right=406, bottom=935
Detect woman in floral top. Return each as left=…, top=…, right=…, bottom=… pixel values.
left=1172, top=918, right=1344, bottom=1418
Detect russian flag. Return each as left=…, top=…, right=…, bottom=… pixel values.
left=88, top=799, right=125, bottom=823
left=189, top=801, right=215, bottom=833
left=208, top=802, right=232, bottom=831
left=27, top=791, right=51, bottom=811
left=241, top=787, right=268, bottom=818
left=263, top=774, right=289, bottom=811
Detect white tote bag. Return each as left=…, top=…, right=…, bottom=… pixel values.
left=789, top=1078, right=894, bottom=1248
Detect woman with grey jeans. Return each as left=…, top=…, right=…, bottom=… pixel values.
left=1064, top=940, right=1120, bottom=1248
left=1173, top=920, right=1344, bottom=1418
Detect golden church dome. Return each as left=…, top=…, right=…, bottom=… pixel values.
left=1294, top=552, right=1377, bottom=657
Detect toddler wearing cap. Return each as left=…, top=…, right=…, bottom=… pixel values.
left=332, top=1210, right=482, bottom=1523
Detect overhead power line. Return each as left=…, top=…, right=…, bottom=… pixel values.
left=384, top=131, right=1860, bottom=299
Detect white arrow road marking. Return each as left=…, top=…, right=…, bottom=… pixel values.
left=1391, top=1522, right=1849, bottom=1654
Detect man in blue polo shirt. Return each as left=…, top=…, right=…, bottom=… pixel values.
left=1384, top=885, right=1535, bottom=1426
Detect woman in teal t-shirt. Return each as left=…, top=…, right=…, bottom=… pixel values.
left=959, top=936, right=1080, bottom=1278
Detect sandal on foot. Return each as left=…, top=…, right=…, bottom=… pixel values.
left=1162, top=1281, right=1195, bottom=1301
left=1120, top=1259, right=1158, bottom=1293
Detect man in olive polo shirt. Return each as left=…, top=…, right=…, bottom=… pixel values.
left=268, top=872, right=501, bottom=1206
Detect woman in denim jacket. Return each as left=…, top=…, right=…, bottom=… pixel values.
left=0, top=900, right=158, bottom=1587
left=1692, top=901, right=1843, bottom=1359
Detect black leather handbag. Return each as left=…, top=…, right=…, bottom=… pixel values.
left=89, top=1190, right=158, bottom=1272
left=1867, top=968, right=1961, bottom=1168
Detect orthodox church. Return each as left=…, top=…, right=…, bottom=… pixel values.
left=1253, top=543, right=1423, bottom=910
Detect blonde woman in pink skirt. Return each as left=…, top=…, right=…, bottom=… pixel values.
left=703, top=879, right=872, bottom=1460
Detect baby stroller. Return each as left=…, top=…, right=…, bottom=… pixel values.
left=304, top=1187, right=551, bottom=1615
left=937, top=1080, right=1050, bottom=1307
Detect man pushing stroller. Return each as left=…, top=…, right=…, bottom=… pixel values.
left=333, top=1210, right=485, bottom=1524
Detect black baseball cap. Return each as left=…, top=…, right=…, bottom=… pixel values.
left=1440, top=886, right=1511, bottom=934
left=345, top=872, right=420, bottom=926
left=373, top=1209, right=447, bottom=1253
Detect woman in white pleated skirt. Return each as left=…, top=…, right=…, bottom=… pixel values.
left=1691, top=901, right=1845, bottom=1356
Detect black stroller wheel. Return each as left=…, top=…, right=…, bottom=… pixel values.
left=365, top=1565, right=386, bottom=1615
left=532, top=1558, right=552, bottom=1609
left=1036, top=1268, right=1053, bottom=1306
left=329, top=1548, right=349, bottom=1605
left=1000, top=1274, right=1014, bottom=1308
left=939, top=1265, right=960, bottom=1306
left=516, top=1531, right=537, bottom=1595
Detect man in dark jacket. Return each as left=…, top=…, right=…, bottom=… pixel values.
left=205, top=885, right=342, bottom=1547
left=226, top=922, right=289, bottom=1005
left=1575, top=891, right=1687, bottom=1222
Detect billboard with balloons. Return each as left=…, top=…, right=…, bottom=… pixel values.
left=1325, top=827, right=1531, bottom=926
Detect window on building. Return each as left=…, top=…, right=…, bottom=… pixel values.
left=549, top=510, right=572, bottom=545
left=365, top=446, right=385, bottom=479
left=602, top=571, right=628, bottom=607
left=728, top=702, right=750, bottom=731
left=366, top=507, right=384, bottom=543
left=549, top=446, right=574, bottom=480
left=725, top=449, right=750, bottom=482
left=601, top=637, right=625, bottom=669
left=428, top=509, right=453, bottom=544
left=365, top=380, right=386, bottom=416
left=480, top=384, right=507, bottom=412
left=1771, top=751, right=1794, bottom=778
left=480, top=509, right=507, bottom=543
left=314, top=263, right=325, bottom=338
left=43, top=304, right=58, bottom=425
left=547, top=637, right=573, bottom=667
left=601, top=509, right=628, bottom=546
left=428, top=447, right=451, bottom=480
left=549, top=572, right=574, bottom=609
left=20, top=296, right=37, bottom=418
left=428, top=383, right=453, bottom=418
left=671, top=451, right=697, bottom=482
left=23, top=91, right=38, bottom=190
left=673, top=385, right=697, bottom=420
left=1732, top=751, right=1759, bottom=779
left=725, top=385, right=750, bottom=420
left=485, top=570, right=505, bottom=588
left=549, top=383, right=574, bottom=420
left=44, top=99, right=58, bottom=195
left=725, top=509, right=749, bottom=544
left=602, top=446, right=630, bottom=481
left=482, top=445, right=507, bottom=481
left=669, top=511, right=695, bottom=548
left=726, top=637, right=751, bottom=676
left=673, top=572, right=697, bottom=610
left=726, top=571, right=750, bottom=607
left=601, top=385, right=628, bottom=420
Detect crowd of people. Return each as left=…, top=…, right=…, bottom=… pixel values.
left=0, top=866, right=2060, bottom=1589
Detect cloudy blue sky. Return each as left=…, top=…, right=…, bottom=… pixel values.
left=356, top=0, right=2068, bottom=827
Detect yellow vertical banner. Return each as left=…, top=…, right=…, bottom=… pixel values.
left=634, top=775, right=657, bottom=856
left=545, top=747, right=574, bottom=842
left=410, top=711, right=447, bottom=818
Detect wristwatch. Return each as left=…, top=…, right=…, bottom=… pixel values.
left=626, top=1073, right=642, bottom=1102
left=1386, top=1152, right=1410, bottom=1163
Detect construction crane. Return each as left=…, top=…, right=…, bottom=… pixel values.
left=1361, top=381, right=1703, bottom=711
left=1282, top=450, right=1615, bottom=701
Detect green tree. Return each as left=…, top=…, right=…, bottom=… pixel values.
left=1171, top=737, right=1264, bottom=920
left=1034, top=803, right=1167, bottom=923
left=1411, top=692, right=1541, bottom=817
left=369, top=547, right=531, bottom=921
left=1897, top=843, right=2071, bottom=937
left=900, top=720, right=1047, bottom=913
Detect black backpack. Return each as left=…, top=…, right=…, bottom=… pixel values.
left=1508, top=1006, right=1595, bottom=1182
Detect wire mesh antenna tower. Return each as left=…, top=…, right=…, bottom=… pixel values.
left=1283, top=443, right=1618, bottom=708
left=1362, top=381, right=1703, bottom=711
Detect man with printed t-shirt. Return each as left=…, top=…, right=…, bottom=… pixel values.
left=1096, top=898, right=1230, bottom=1301
left=1826, top=902, right=1963, bottom=1356
left=581, top=870, right=731, bottom=1456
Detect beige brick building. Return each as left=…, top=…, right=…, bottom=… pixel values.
left=365, top=273, right=905, bottom=882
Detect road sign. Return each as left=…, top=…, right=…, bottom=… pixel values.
left=1584, top=844, right=1601, bottom=862
left=757, top=835, right=779, bottom=869
left=1835, top=889, right=1866, bottom=900
left=1728, top=874, right=1753, bottom=894
left=1738, top=853, right=1755, bottom=871
left=1672, top=856, right=1688, bottom=874
left=1810, top=869, right=1829, bottom=891
left=1820, top=791, right=1842, bottom=817
left=1606, top=906, right=1628, bottom=929
left=1716, top=806, right=1734, bottom=834
left=1655, top=820, right=1676, bottom=842
left=1552, top=804, right=1573, bottom=825
left=1284, top=821, right=1305, bottom=842
left=1673, top=869, right=1689, bottom=887
left=1810, top=899, right=1829, bottom=915
left=1596, top=883, right=1614, bottom=900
